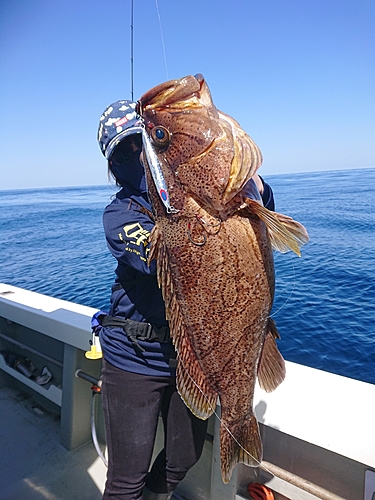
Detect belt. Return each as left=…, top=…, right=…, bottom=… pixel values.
left=101, top=314, right=171, bottom=354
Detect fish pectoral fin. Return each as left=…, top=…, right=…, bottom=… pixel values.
left=257, top=318, right=286, bottom=393
left=242, top=198, right=309, bottom=256
left=220, top=413, right=262, bottom=483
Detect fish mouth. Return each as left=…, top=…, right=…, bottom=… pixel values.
left=139, top=74, right=206, bottom=112
left=193, top=73, right=205, bottom=87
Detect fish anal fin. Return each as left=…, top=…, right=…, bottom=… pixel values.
left=258, top=318, right=286, bottom=393
left=220, top=414, right=262, bottom=483
left=241, top=198, right=309, bottom=256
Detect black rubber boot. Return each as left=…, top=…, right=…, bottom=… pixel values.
left=142, top=486, right=173, bottom=500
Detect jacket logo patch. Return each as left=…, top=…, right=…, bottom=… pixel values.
left=119, top=223, right=150, bottom=247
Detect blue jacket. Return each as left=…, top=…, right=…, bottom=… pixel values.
left=99, top=162, right=275, bottom=377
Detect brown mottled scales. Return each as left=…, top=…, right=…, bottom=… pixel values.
left=139, top=74, right=309, bottom=483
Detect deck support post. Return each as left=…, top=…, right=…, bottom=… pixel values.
left=60, top=344, right=101, bottom=450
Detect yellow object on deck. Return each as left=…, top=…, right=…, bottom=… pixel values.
left=85, top=334, right=103, bottom=360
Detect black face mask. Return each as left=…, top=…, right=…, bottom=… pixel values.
left=110, top=150, right=147, bottom=192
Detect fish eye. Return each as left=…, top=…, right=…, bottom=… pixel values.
left=150, top=126, right=171, bottom=148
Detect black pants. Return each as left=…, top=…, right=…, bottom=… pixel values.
left=101, top=359, right=208, bottom=499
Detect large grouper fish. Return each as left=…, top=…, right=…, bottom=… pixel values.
left=137, top=74, right=309, bottom=483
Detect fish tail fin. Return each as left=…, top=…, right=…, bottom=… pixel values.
left=243, top=198, right=309, bottom=256
left=257, top=318, right=286, bottom=392
left=220, top=414, right=262, bottom=483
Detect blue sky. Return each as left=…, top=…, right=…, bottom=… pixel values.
left=1, top=0, right=374, bottom=190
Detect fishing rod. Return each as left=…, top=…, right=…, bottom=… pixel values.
left=129, top=0, right=168, bottom=100
left=130, top=0, right=134, bottom=100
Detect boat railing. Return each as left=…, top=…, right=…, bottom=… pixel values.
left=0, top=283, right=102, bottom=450
left=1, top=283, right=375, bottom=500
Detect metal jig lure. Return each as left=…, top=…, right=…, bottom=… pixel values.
left=141, top=126, right=179, bottom=214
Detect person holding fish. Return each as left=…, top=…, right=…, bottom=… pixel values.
left=95, top=97, right=277, bottom=500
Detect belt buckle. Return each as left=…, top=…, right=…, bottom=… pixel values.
left=145, top=322, right=153, bottom=340
left=153, top=325, right=169, bottom=342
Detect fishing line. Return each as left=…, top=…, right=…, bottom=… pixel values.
left=269, top=258, right=296, bottom=318
left=176, top=355, right=275, bottom=478
left=177, top=357, right=315, bottom=497
left=154, top=0, right=169, bottom=80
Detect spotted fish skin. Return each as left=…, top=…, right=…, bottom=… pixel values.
left=139, top=74, right=309, bottom=483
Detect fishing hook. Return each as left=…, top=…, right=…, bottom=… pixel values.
left=188, top=221, right=206, bottom=246
left=196, top=215, right=222, bottom=235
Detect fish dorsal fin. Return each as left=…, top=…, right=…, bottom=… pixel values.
left=257, top=318, right=286, bottom=393
left=149, top=223, right=217, bottom=419
left=241, top=198, right=309, bottom=256
left=176, top=341, right=218, bottom=419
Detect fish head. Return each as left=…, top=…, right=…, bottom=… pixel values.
left=138, top=74, right=263, bottom=212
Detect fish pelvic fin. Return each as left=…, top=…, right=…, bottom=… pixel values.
left=242, top=199, right=309, bottom=256
left=257, top=318, right=286, bottom=393
left=220, top=414, right=262, bottom=483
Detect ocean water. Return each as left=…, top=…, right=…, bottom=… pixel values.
left=1, top=168, right=374, bottom=385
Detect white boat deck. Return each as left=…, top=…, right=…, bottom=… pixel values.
left=0, top=385, right=106, bottom=500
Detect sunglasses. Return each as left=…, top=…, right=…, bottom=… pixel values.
left=111, top=135, right=142, bottom=165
